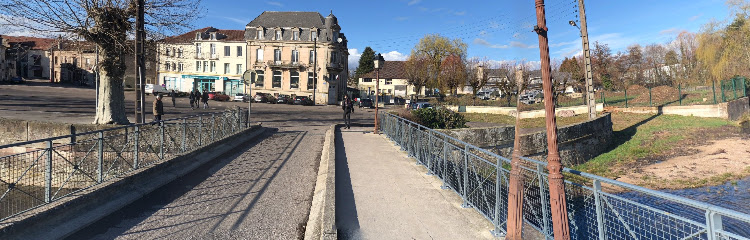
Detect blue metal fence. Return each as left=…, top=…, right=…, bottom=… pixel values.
left=379, top=111, right=750, bottom=240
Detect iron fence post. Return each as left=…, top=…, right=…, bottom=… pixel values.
left=537, top=163, right=550, bottom=236
left=98, top=132, right=103, bottom=183
left=134, top=126, right=139, bottom=170
left=427, top=132, right=433, bottom=175
left=706, top=211, right=723, bottom=240
left=713, top=80, right=718, bottom=104
left=593, top=179, right=606, bottom=240
left=181, top=118, right=187, bottom=153
left=159, top=122, right=164, bottom=160
left=461, top=145, right=469, bottom=208
left=440, top=139, right=449, bottom=189
left=198, top=116, right=203, bottom=146
left=45, top=140, right=53, bottom=203
left=493, top=157, right=502, bottom=237
left=733, top=78, right=738, bottom=100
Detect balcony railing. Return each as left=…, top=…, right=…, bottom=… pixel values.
left=266, top=60, right=306, bottom=69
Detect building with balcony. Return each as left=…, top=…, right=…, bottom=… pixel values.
left=245, top=11, right=349, bottom=105
left=157, top=27, right=246, bottom=95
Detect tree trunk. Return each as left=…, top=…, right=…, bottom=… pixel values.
left=93, top=44, right=129, bottom=125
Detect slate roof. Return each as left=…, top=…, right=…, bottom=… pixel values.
left=163, top=27, right=245, bottom=43
left=1, top=35, right=56, bottom=50
left=360, top=61, right=407, bottom=79
left=247, top=11, right=325, bottom=28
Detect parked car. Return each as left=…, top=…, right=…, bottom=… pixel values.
left=410, top=102, right=432, bottom=110
left=254, top=93, right=268, bottom=103
left=358, top=98, right=373, bottom=108
left=276, top=94, right=292, bottom=104
left=233, top=93, right=248, bottom=102
left=9, top=76, right=24, bottom=84
left=293, top=96, right=314, bottom=106
left=266, top=94, right=277, bottom=104
left=212, top=92, right=230, bottom=101
left=145, top=84, right=168, bottom=95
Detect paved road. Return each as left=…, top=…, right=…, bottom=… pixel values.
left=336, top=126, right=495, bottom=240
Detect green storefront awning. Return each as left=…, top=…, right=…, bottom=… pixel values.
left=182, top=75, right=228, bottom=80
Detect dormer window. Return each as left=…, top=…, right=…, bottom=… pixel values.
left=293, top=31, right=299, bottom=41
left=275, top=30, right=282, bottom=40
left=210, top=32, right=217, bottom=40
left=311, top=30, right=318, bottom=41
left=195, top=33, right=201, bottom=40
left=256, top=28, right=264, bottom=40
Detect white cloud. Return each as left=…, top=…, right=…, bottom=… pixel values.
left=382, top=50, right=408, bottom=61
left=510, top=41, right=537, bottom=49
left=266, top=1, right=283, bottom=7
left=222, top=16, right=250, bottom=25
left=473, top=38, right=508, bottom=49
left=690, top=13, right=703, bottom=21
left=348, top=48, right=361, bottom=71
left=550, top=40, right=578, bottom=48
left=659, top=28, right=683, bottom=36
left=408, top=0, right=421, bottom=5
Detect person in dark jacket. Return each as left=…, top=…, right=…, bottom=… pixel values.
left=153, top=94, right=164, bottom=124
left=189, top=91, right=195, bottom=110
left=201, top=91, right=209, bottom=109
left=342, top=95, right=354, bottom=129
left=170, top=90, right=176, bottom=107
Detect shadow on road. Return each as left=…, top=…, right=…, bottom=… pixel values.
left=335, top=128, right=361, bottom=239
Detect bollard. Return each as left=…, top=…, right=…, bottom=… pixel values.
left=45, top=140, right=53, bottom=203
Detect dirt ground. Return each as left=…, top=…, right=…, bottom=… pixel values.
left=617, top=133, right=750, bottom=189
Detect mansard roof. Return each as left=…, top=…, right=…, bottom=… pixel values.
left=247, top=11, right=325, bottom=28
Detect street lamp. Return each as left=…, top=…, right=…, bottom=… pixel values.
left=373, top=53, right=384, bottom=134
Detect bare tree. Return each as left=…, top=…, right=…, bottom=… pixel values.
left=404, top=54, right=430, bottom=100
left=0, top=0, right=201, bottom=124
left=464, top=57, right=490, bottom=106
left=440, top=54, right=466, bottom=95
left=498, top=62, right=519, bottom=107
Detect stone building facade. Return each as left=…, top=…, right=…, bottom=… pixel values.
left=358, top=61, right=427, bottom=99
left=245, top=11, right=349, bottom=105
left=157, top=27, right=247, bottom=95
left=1, top=35, right=54, bottom=80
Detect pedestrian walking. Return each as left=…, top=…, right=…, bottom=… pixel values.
left=201, top=91, right=209, bottom=109
left=189, top=90, right=195, bottom=110
left=342, top=95, right=354, bottom=129
left=153, top=94, right=164, bottom=124
left=170, top=90, right=176, bottom=107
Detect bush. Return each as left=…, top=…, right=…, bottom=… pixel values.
left=411, top=107, right=467, bottom=129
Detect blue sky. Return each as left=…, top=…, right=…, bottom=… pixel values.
left=200, top=0, right=728, bottom=69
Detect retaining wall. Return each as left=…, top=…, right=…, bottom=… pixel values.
left=447, top=103, right=604, bottom=118
left=439, top=113, right=613, bottom=166
left=614, top=97, right=749, bottom=121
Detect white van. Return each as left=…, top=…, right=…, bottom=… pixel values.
left=145, top=84, right=168, bottom=95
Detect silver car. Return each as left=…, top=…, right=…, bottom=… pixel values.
left=233, top=93, right=248, bottom=102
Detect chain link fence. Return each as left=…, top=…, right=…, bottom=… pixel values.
left=379, top=111, right=750, bottom=239
left=0, top=108, right=248, bottom=221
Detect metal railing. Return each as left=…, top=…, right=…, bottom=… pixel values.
left=378, top=111, right=750, bottom=240
left=0, top=108, right=248, bottom=221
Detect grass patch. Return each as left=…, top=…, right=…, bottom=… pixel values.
left=573, top=113, right=733, bottom=178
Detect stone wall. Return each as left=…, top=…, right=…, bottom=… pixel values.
left=446, top=103, right=604, bottom=118
left=0, top=118, right=111, bottom=146
left=727, top=97, right=750, bottom=121
left=439, top=113, right=613, bottom=166
left=616, top=97, right=748, bottom=120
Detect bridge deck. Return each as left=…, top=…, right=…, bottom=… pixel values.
left=336, top=126, right=495, bottom=240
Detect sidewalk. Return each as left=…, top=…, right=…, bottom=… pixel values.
left=336, top=126, right=495, bottom=240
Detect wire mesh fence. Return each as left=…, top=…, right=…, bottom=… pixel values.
left=379, top=111, right=750, bottom=239
left=600, top=77, right=748, bottom=108
left=0, top=108, right=248, bottom=221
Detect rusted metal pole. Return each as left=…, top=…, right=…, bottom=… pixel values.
left=534, top=0, right=571, bottom=239
left=506, top=70, right=525, bottom=240
left=374, top=69, right=380, bottom=134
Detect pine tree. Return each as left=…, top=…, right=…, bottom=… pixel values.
left=355, top=47, right=376, bottom=78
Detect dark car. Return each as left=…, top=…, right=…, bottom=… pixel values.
left=10, top=76, right=23, bottom=84
left=277, top=94, right=291, bottom=104
left=410, top=102, right=432, bottom=110
left=358, top=98, right=373, bottom=108
left=293, top=96, right=314, bottom=106
left=253, top=93, right=268, bottom=103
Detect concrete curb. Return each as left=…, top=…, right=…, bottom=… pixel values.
left=0, top=125, right=265, bottom=240
left=304, top=124, right=337, bottom=240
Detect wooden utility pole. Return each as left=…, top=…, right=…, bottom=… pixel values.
left=135, top=0, right=146, bottom=123
left=578, top=0, right=596, bottom=119
left=534, top=0, right=571, bottom=239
